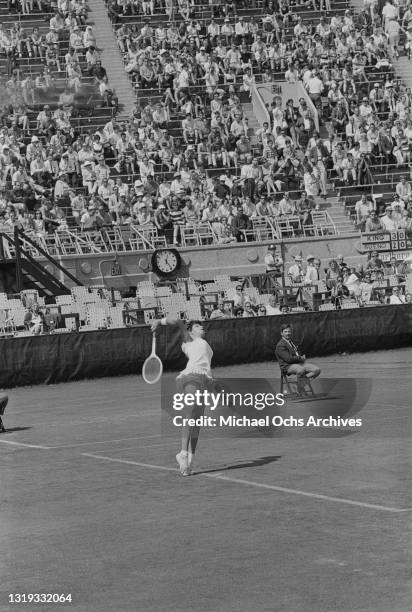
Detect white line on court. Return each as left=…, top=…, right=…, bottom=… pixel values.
left=47, top=434, right=166, bottom=449
left=82, top=453, right=411, bottom=514
left=17, top=412, right=158, bottom=427
left=9, top=395, right=159, bottom=415
left=88, top=435, right=225, bottom=453
left=0, top=439, right=51, bottom=450
left=83, top=453, right=178, bottom=472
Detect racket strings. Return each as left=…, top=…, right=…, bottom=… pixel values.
left=142, top=355, right=163, bottom=384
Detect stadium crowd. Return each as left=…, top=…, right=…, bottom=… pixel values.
left=0, top=0, right=411, bottom=270
left=0, top=0, right=412, bottom=246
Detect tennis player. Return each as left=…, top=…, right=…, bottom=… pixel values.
left=151, top=316, right=215, bottom=476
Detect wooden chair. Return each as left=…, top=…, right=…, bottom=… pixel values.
left=280, top=372, right=314, bottom=397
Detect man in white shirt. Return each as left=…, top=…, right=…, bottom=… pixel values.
left=357, top=274, right=373, bottom=304
left=235, top=17, right=248, bottom=42
left=207, top=18, right=220, bottom=39
left=288, top=255, right=303, bottom=282
left=266, top=295, right=282, bottom=315
left=355, top=194, right=374, bottom=228
left=380, top=206, right=397, bottom=231
left=389, top=287, right=405, bottom=304
left=210, top=300, right=230, bottom=320
left=264, top=245, right=283, bottom=276
left=306, top=72, right=324, bottom=104
left=304, top=255, right=319, bottom=284
left=382, top=0, right=399, bottom=31
left=395, top=175, right=411, bottom=203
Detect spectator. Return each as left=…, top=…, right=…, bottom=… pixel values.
left=242, top=301, right=256, bottom=318
left=288, top=255, right=304, bottom=283
left=389, top=287, right=406, bottom=304
left=210, top=300, right=231, bottom=320
left=365, top=211, right=384, bottom=233
left=266, top=295, right=282, bottom=315
left=355, top=194, right=375, bottom=230
left=380, top=205, right=397, bottom=231
left=304, top=255, right=319, bottom=284
left=366, top=251, right=385, bottom=273
left=264, top=244, right=283, bottom=277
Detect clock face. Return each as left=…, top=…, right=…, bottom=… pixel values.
left=152, top=249, right=180, bottom=276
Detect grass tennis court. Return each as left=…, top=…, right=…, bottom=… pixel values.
left=1, top=348, right=411, bottom=612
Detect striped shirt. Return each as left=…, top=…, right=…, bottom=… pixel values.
left=170, top=208, right=185, bottom=225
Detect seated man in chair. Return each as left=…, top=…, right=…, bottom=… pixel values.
left=275, top=323, right=321, bottom=393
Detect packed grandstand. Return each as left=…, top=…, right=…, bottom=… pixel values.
left=0, top=0, right=412, bottom=335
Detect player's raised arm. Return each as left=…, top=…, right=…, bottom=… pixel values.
left=151, top=316, right=191, bottom=342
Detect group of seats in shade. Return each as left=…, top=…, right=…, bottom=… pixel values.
left=3, top=265, right=411, bottom=337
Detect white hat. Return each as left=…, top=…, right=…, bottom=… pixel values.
left=219, top=175, right=227, bottom=181
left=294, top=255, right=302, bottom=262
left=31, top=135, right=39, bottom=142
left=306, top=254, right=315, bottom=261
left=83, top=160, right=92, bottom=166
left=134, top=179, right=143, bottom=188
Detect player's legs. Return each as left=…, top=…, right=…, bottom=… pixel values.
left=188, top=402, right=205, bottom=457
left=176, top=383, right=203, bottom=475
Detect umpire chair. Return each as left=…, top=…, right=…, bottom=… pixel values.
left=280, top=372, right=314, bottom=397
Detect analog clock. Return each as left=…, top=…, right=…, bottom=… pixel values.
left=151, top=249, right=182, bottom=277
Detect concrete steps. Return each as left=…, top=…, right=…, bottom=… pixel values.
left=87, top=0, right=135, bottom=117
left=315, top=196, right=358, bottom=234
left=242, top=102, right=260, bottom=143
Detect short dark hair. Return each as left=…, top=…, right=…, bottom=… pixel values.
left=187, top=320, right=202, bottom=331
left=280, top=323, right=291, bottom=333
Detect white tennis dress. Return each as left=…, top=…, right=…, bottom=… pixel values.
left=178, top=338, right=213, bottom=379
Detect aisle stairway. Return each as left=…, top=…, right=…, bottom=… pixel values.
left=321, top=198, right=358, bottom=235
left=392, top=57, right=412, bottom=89
left=241, top=102, right=260, bottom=144
left=87, top=0, right=135, bottom=117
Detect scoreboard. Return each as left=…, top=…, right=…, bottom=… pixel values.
left=361, top=231, right=412, bottom=261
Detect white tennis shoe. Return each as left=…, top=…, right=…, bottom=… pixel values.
left=176, top=451, right=190, bottom=476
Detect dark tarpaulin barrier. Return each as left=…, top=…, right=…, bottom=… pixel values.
left=1, top=306, right=411, bottom=388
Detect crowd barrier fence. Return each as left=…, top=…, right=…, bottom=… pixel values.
left=1, top=305, right=411, bottom=388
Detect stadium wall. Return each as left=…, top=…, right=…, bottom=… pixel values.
left=1, top=306, right=411, bottom=388
left=40, top=235, right=362, bottom=288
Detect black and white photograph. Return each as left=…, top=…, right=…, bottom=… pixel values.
left=0, top=0, right=411, bottom=609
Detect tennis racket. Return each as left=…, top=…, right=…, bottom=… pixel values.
left=142, top=332, right=163, bottom=384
